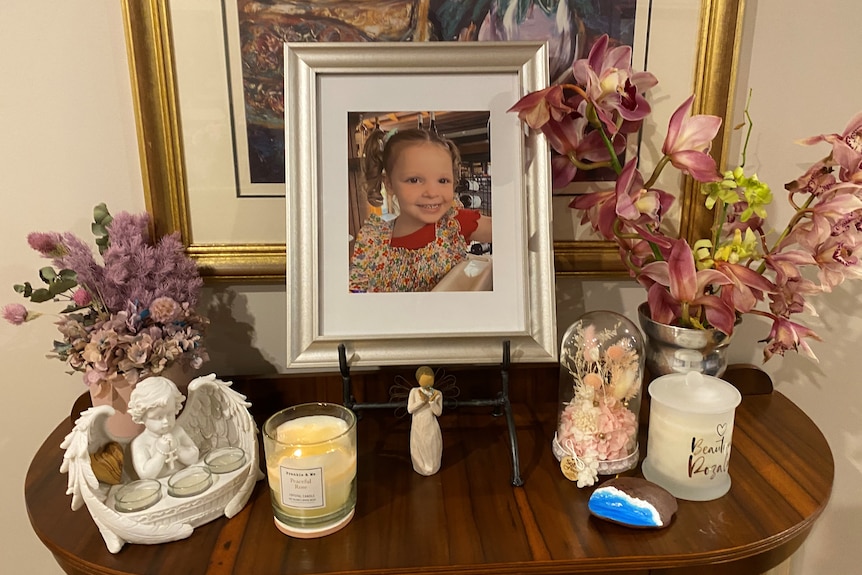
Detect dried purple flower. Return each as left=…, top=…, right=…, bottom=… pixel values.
left=72, top=288, right=92, bottom=307
left=3, top=303, right=29, bottom=325
left=27, top=232, right=64, bottom=256
left=149, top=296, right=180, bottom=323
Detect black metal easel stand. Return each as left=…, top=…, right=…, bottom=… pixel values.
left=338, top=341, right=523, bottom=486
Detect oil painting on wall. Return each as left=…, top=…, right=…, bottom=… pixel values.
left=229, top=0, right=638, bottom=195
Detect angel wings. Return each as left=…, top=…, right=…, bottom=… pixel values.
left=60, top=373, right=263, bottom=553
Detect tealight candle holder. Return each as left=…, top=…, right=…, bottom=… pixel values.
left=205, top=447, right=246, bottom=474
left=114, top=479, right=162, bottom=513
left=642, top=371, right=742, bottom=501
left=167, top=466, right=213, bottom=498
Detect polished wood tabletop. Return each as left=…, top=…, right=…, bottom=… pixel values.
left=25, top=366, right=833, bottom=575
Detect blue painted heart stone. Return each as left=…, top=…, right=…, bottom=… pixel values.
left=588, top=477, right=678, bottom=529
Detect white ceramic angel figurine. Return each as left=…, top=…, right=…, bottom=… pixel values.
left=127, top=376, right=200, bottom=479
left=407, top=366, right=443, bottom=475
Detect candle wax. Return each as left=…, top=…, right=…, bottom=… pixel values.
left=205, top=447, right=246, bottom=473
left=268, top=414, right=356, bottom=518
left=168, top=466, right=213, bottom=497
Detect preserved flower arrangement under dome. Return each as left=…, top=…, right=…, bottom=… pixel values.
left=3, top=204, right=209, bottom=411
left=554, top=311, right=644, bottom=488
left=509, top=33, right=862, bottom=363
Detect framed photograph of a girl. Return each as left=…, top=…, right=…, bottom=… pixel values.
left=285, top=42, right=557, bottom=368
left=348, top=111, right=493, bottom=293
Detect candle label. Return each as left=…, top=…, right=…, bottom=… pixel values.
left=687, top=424, right=732, bottom=480
left=280, top=466, right=325, bottom=509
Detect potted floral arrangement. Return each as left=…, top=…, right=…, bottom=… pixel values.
left=510, top=34, right=862, bottom=367
left=3, top=204, right=209, bottom=438
left=509, top=34, right=862, bottom=486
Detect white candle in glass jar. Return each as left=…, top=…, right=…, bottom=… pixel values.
left=642, top=371, right=741, bottom=501
left=267, top=414, right=356, bottom=517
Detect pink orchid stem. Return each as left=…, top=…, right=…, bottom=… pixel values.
left=560, top=83, right=589, bottom=101
left=581, top=102, right=624, bottom=175
left=599, top=130, right=623, bottom=174
left=756, top=194, right=815, bottom=274
left=680, top=301, right=691, bottom=326
left=643, top=155, right=672, bottom=190
left=567, top=152, right=614, bottom=172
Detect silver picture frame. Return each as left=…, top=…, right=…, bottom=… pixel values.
left=284, top=41, right=557, bottom=368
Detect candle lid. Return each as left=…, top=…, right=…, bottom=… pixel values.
left=648, top=371, right=741, bottom=414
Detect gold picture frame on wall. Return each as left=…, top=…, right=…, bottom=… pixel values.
left=121, top=0, right=745, bottom=281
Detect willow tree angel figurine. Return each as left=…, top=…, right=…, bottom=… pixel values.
left=407, top=366, right=443, bottom=476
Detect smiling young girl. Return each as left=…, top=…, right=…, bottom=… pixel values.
left=349, top=127, right=492, bottom=292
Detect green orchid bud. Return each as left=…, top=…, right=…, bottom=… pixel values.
left=738, top=174, right=772, bottom=222
left=693, top=238, right=715, bottom=269
left=714, top=228, right=758, bottom=263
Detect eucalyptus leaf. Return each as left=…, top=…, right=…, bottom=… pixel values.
left=29, top=288, right=53, bottom=303
left=39, top=267, right=57, bottom=283
left=15, top=282, right=33, bottom=297
left=92, top=203, right=113, bottom=254
left=93, top=203, right=110, bottom=222
left=50, top=278, right=78, bottom=295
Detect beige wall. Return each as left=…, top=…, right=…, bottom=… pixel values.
left=1, top=1, right=858, bottom=573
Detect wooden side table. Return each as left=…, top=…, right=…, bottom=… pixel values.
left=25, top=366, right=833, bottom=575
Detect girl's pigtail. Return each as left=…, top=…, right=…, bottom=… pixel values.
left=361, top=129, right=386, bottom=207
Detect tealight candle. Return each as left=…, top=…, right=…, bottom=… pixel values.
left=114, top=479, right=162, bottom=513
left=167, top=465, right=213, bottom=498
left=205, top=446, right=246, bottom=474
left=642, top=371, right=741, bottom=501
left=263, top=403, right=357, bottom=538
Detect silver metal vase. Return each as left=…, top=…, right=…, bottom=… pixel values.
left=637, top=303, right=734, bottom=377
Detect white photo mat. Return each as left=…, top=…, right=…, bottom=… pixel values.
left=284, top=42, right=556, bottom=368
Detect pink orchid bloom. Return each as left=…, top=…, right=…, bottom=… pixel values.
left=798, top=111, right=862, bottom=181
left=507, top=85, right=575, bottom=130
left=714, top=261, right=776, bottom=313
left=765, top=250, right=818, bottom=285
left=785, top=159, right=838, bottom=196
left=613, top=159, right=675, bottom=227
left=570, top=189, right=617, bottom=240
left=618, top=238, right=660, bottom=273
left=571, top=175, right=676, bottom=247
left=762, top=316, right=822, bottom=362
left=811, top=235, right=862, bottom=291
left=661, top=95, right=722, bottom=182
left=782, top=186, right=862, bottom=249
left=543, top=111, right=619, bottom=187
left=639, top=239, right=736, bottom=334
left=768, top=277, right=820, bottom=317
left=551, top=154, right=579, bottom=190
left=572, top=34, right=657, bottom=135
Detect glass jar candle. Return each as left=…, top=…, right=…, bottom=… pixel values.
left=642, top=371, right=742, bottom=501
left=263, top=403, right=357, bottom=538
